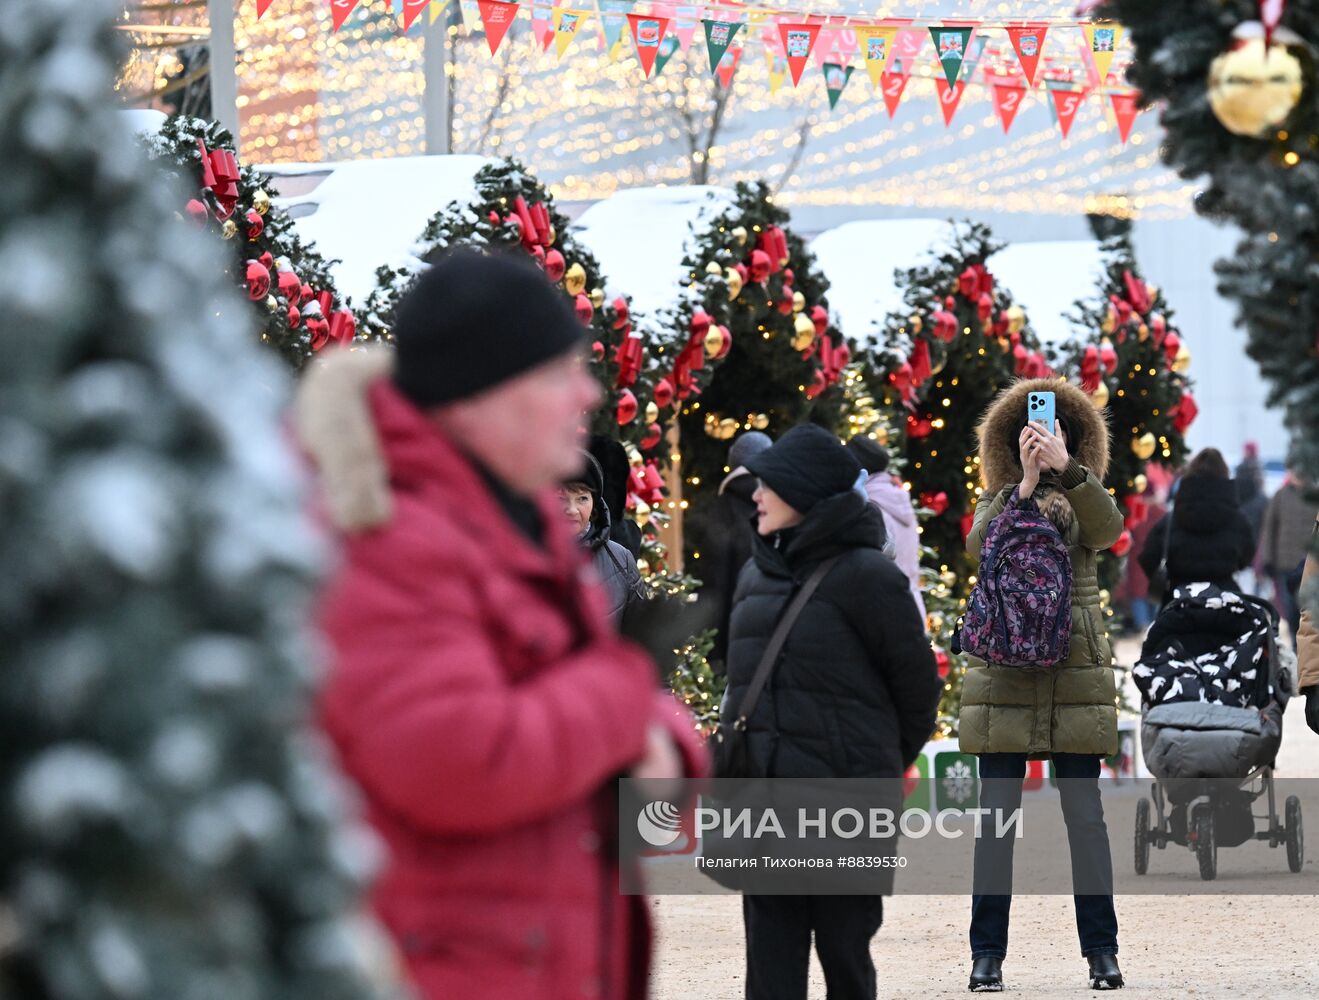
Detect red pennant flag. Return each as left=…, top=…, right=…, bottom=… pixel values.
left=880, top=70, right=910, bottom=118
left=715, top=45, right=743, bottom=88
left=1110, top=91, right=1139, bottom=144
left=991, top=81, right=1027, bottom=134
left=778, top=22, right=822, bottom=86
left=257, top=0, right=275, bottom=17
left=627, top=13, right=672, bottom=77
left=400, top=0, right=430, bottom=32
left=478, top=0, right=518, bottom=54
left=1006, top=24, right=1048, bottom=86
left=935, top=77, right=967, bottom=126
left=1050, top=86, right=1085, bottom=139
left=330, top=0, right=362, bottom=32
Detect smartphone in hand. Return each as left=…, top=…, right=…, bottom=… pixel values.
left=1027, top=390, right=1056, bottom=435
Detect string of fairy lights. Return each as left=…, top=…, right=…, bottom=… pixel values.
left=117, top=0, right=1197, bottom=217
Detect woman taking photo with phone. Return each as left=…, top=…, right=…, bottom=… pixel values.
left=959, top=379, right=1126, bottom=993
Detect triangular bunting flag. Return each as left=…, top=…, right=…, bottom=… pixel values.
left=651, top=32, right=680, bottom=75
left=767, top=50, right=788, bottom=94
left=459, top=0, right=480, bottom=30
left=855, top=26, right=896, bottom=88
left=812, top=28, right=837, bottom=71
left=1110, top=91, right=1139, bottom=144
left=1006, top=24, right=1048, bottom=86
left=674, top=5, right=699, bottom=50
left=715, top=45, right=742, bottom=88
left=893, top=27, right=926, bottom=71
left=627, top=13, right=672, bottom=77
left=928, top=25, right=974, bottom=86
left=778, top=22, right=822, bottom=87
left=599, top=0, right=629, bottom=52
left=991, top=81, right=1027, bottom=133
left=553, top=8, right=589, bottom=58
left=400, top=0, right=430, bottom=32
left=1050, top=85, right=1085, bottom=138
left=935, top=77, right=967, bottom=126
left=330, top=0, right=363, bottom=32
left=535, top=2, right=557, bottom=51
left=1083, top=23, right=1122, bottom=83
left=880, top=64, right=911, bottom=118
left=257, top=0, right=275, bottom=18
left=477, top=0, right=518, bottom=54
left=823, top=63, right=855, bottom=110
left=429, top=0, right=453, bottom=24
left=703, top=18, right=743, bottom=74
left=959, top=34, right=988, bottom=83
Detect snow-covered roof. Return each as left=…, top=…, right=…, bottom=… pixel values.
left=262, top=155, right=495, bottom=304
left=990, top=240, right=1105, bottom=345
left=573, top=186, right=735, bottom=321
left=810, top=220, right=952, bottom=343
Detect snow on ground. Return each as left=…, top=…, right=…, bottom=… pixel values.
left=261, top=155, right=494, bottom=304
left=810, top=220, right=953, bottom=343
left=573, top=186, right=735, bottom=322
left=991, top=239, right=1105, bottom=345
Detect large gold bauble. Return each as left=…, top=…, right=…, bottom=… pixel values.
left=731, top=225, right=749, bottom=246
left=705, top=261, right=724, bottom=277
left=909, top=314, right=923, bottom=334
left=220, top=219, right=239, bottom=240
left=1208, top=38, right=1304, bottom=137
left=1132, top=432, right=1157, bottom=461
left=590, top=287, right=605, bottom=310
left=751, top=413, right=770, bottom=430
left=703, top=326, right=726, bottom=357
left=1091, top=381, right=1110, bottom=408
left=1172, top=343, right=1192, bottom=373
left=1133, top=473, right=1149, bottom=495
left=564, top=263, right=588, bottom=296
left=251, top=189, right=272, bottom=216
left=792, top=312, right=816, bottom=351
left=792, top=291, right=807, bottom=313
left=644, top=400, right=659, bottom=424
left=718, top=418, right=740, bottom=440
left=1005, top=304, right=1026, bottom=335
left=634, top=499, right=652, bottom=528
left=725, top=267, right=744, bottom=300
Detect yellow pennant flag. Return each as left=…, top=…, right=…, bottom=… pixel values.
left=1083, top=22, right=1123, bottom=84
left=552, top=8, right=590, bottom=58
left=766, top=48, right=787, bottom=95
left=428, top=0, right=451, bottom=24
left=854, top=25, right=897, bottom=88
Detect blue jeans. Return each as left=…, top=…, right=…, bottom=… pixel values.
left=970, top=753, right=1119, bottom=960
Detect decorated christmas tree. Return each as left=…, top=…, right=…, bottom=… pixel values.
left=1107, top=0, right=1318, bottom=598
left=1050, top=225, right=1195, bottom=592
left=0, top=0, right=396, bottom=995
left=142, top=117, right=360, bottom=369
left=670, top=181, right=851, bottom=571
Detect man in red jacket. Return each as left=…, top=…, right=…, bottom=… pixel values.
left=295, top=249, right=705, bottom=1000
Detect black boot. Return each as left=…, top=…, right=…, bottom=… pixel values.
left=1088, top=954, right=1124, bottom=990
left=968, top=956, right=1003, bottom=992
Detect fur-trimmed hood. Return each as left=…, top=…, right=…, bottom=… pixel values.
left=976, top=378, right=1110, bottom=497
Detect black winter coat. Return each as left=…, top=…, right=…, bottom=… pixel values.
left=722, top=489, right=940, bottom=779
left=1139, top=475, right=1255, bottom=594
left=580, top=500, right=643, bottom=624
left=703, top=472, right=760, bottom=665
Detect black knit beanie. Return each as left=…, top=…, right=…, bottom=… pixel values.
left=745, top=424, right=861, bottom=515
left=846, top=435, right=890, bottom=474
left=392, top=248, right=585, bottom=407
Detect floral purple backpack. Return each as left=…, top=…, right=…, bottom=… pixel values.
left=958, top=487, right=1072, bottom=668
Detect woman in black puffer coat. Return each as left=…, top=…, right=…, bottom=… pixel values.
left=724, top=424, right=940, bottom=1000
left=1139, top=448, right=1255, bottom=600
left=560, top=452, right=644, bottom=624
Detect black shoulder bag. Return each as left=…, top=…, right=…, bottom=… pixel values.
left=1147, top=503, right=1174, bottom=605
left=715, top=555, right=842, bottom=779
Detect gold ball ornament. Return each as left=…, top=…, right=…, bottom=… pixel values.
left=1091, top=381, right=1111, bottom=409
left=633, top=499, right=652, bottom=528
left=590, top=287, right=605, bottom=310
left=1132, top=432, right=1158, bottom=461
left=909, top=314, right=923, bottom=334
left=705, top=261, right=724, bottom=277
left=1137, top=323, right=1150, bottom=342
left=220, top=219, right=239, bottom=240
left=731, top=225, right=749, bottom=246
left=718, top=418, right=739, bottom=440
left=1006, top=304, right=1026, bottom=335
left=564, top=263, right=588, bottom=297
left=265, top=294, right=279, bottom=313
left=546, top=225, right=557, bottom=246
left=251, top=189, right=272, bottom=216
left=644, top=401, right=659, bottom=425
left=792, top=291, right=807, bottom=313
left=751, top=413, right=770, bottom=430
left=1133, top=473, right=1149, bottom=495
left=792, top=312, right=816, bottom=351
left=724, top=267, right=744, bottom=300
left=1208, top=37, right=1304, bottom=137
left=703, top=325, right=726, bottom=357
left=1172, top=343, right=1192, bottom=373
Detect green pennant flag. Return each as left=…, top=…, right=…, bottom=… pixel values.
left=929, top=25, right=974, bottom=87
left=652, top=32, right=681, bottom=77
left=823, top=62, right=854, bottom=110
left=702, top=18, right=742, bottom=74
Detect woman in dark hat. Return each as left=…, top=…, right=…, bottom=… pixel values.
left=723, top=423, right=940, bottom=1000
left=560, top=451, right=644, bottom=624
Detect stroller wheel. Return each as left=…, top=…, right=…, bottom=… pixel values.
left=1286, top=796, right=1304, bottom=873
left=1134, top=797, right=1150, bottom=875
left=1193, top=808, right=1217, bottom=882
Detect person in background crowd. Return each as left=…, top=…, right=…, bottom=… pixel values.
left=1297, top=514, right=1319, bottom=735
left=847, top=435, right=927, bottom=625
left=703, top=431, right=774, bottom=669
left=1260, top=464, right=1319, bottom=644
left=1235, top=442, right=1270, bottom=596
left=293, top=249, right=705, bottom=1000
left=725, top=424, right=940, bottom=1000
left=960, top=379, right=1126, bottom=992
left=589, top=433, right=643, bottom=559
left=1139, top=448, right=1255, bottom=601
left=561, top=450, right=645, bottom=625
left=1116, top=481, right=1166, bottom=633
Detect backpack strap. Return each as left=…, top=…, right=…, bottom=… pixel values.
left=730, top=554, right=843, bottom=733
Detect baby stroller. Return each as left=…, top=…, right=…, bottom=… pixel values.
left=1131, top=583, right=1302, bottom=881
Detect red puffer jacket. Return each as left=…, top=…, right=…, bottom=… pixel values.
left=302, top=359, right=705, bottom=1000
